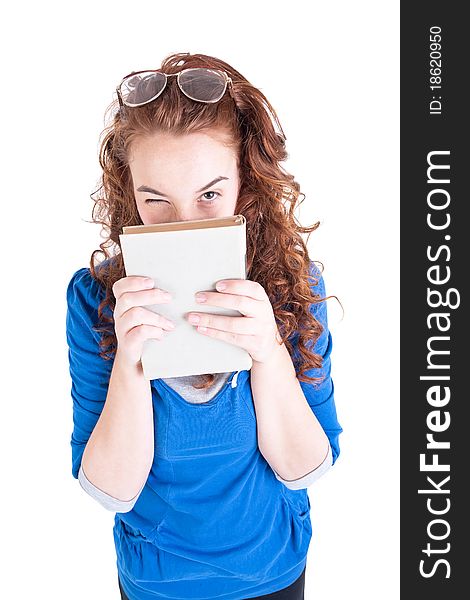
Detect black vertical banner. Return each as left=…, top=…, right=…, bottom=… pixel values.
left=401, top=3, right=467, bottom=597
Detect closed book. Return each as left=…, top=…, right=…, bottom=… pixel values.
left=119, top=214, right=253, bottom=379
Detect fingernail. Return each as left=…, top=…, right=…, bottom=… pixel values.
left=195, top=293, right=206, bottom=303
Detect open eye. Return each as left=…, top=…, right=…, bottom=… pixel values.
left=200, top=191, right=220, bottom=204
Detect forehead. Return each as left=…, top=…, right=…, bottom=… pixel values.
left=128, top=132, right=239, bottom=195
left=129, top=130, right=237, bottom=170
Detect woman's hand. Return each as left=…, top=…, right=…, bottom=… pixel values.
left=112, top=276, right=176, bottom=367
left=185, top=279, right=283, bottom=364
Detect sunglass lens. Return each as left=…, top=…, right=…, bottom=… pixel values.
left=120, top=71, right=166, bottom=106
left=178, top=68, right=227, bottom=102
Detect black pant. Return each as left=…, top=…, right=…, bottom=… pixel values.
left=118, top=566, right=305, bottom=600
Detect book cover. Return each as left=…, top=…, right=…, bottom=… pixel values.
left=119, top=215, right=253, bottom=379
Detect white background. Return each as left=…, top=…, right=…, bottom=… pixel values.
left=1, top=1, right=399, bottom=598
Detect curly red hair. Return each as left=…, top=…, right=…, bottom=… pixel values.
left=87, top=52, right=339, bottom=389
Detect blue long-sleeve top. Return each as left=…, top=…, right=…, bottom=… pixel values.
left=65, top=260, right=342, bottom=600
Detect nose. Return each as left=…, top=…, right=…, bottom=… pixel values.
left=172, top=208, right=198, bottom=223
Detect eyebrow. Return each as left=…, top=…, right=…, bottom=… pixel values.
left=137, top=176, right=229, bottom=197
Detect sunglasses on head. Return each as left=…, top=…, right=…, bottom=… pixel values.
left=116, top=67, right=234, bottom=107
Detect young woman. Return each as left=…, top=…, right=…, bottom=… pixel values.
left=66, top=52, right=343, bottom=600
